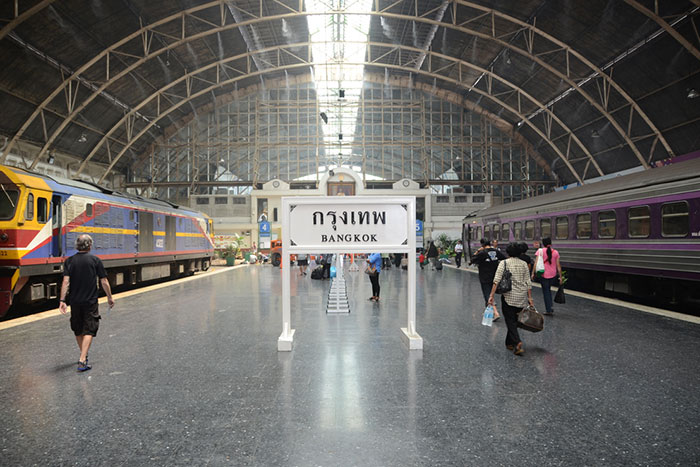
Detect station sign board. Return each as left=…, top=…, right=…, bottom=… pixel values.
left=288, top=201, right=408, bottom=249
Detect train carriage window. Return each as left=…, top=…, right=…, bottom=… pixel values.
left=493, top=224, right=500, bottom=241
left=484, top=225, right=491, bottom=240
left=25, top=193, right=34, bottom=220
left=37, top=198, right=48, bottom=223
left=598, top=211, right=616, bottom=238
left=524, top=220, right=534, bottom=240
left=555, top=216, right=569, bottom=239
left=501, top=223, right=510, bottom=242
left=576, top=213, right=591, bottom=239
left=476, top=227, right=481, bottom=241
left=86, top=203, right=93, bottom=217
left=661, top=202, right=689, bottom=237
left=513, top=222, right=522, bottom=240
left=540, top=218, right=551, bottom=239
left=0, top=187, right=19, bottom=220
left=628, top=206, right=650, bottom=238
left=129, top=210, right=135, bottom=222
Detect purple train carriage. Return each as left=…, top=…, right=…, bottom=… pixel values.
left=463, top=155, right=700, bottom=309
left=0, top=165, right=214, bottom=317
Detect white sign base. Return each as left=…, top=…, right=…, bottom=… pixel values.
left=401, top=328, right=424, bottom=350
left=278, top=329, right=295, bottom=351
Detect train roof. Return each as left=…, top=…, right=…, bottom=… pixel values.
left=3, top=165, right=203, bottom=217
left=467, top=156, right=700, bottom=219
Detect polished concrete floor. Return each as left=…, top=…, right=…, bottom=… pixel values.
left=1, top=263, right=699, bottom=466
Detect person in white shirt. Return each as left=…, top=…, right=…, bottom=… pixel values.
left=454, top=240, right=464, bottom=268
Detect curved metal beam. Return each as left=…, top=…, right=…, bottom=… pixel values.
left=622, top=1, right=700, bottom=61
left=8, top=3, right=669, bottom=175
left=0, top=0, right=56, bottom=41
left=82, top=46, right=582, bottom=185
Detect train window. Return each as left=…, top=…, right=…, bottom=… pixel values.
left=513, top=222, right=522, bottom=240
left=661, top=202, right=689, bottom=237
left=540, top=218, right=551, bottom=239
left=86, top=203, right=93, bottom=217
left=524, top=220, right=534, bottom=240
left=37, top=198, right=48, bottom=224
left=476, top=227, right=482, bottom=241
left=501, top=223, right=510, bottom=242
left=129, top=210, right=135, bottom=221
left=576, top=213, right=591, bottom=238
left=25, top=193, right=34, bottom=220
left=484, top=225, right=491, bottom=239
left=493, top=224, right=500, bottom=241
left=0, top=188, right=19, bottom=220
left=555, top=216, right=569, bottom=239
left=628, top=206, right=650, bottom=238
left=598, top=211, right=616, bottom=238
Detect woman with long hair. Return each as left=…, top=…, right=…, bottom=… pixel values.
left=533, top=237, right=563, bottom=316
left=488, top=243, right=534, bottom=356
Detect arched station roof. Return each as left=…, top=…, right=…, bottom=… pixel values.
left=0, top=0, right=698, bottom=186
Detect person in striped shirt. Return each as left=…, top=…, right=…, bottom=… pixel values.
left=488, top=242, right=534, bottom=356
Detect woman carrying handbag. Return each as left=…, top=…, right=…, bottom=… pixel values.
left=366, top=252, right=382, bottom=302
left=488, top=243, right=534, bottom=356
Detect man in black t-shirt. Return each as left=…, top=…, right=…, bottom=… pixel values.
left=59, top=234, right=114, bottom=372
left=470, top=238, right=506, bottom=320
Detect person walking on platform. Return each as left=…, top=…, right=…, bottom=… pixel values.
left=366, top=252, right=382, bottom=302
left=470, top=238, right=504, bottom=321
left=533, top=237, right=562, bottom=316
left=454, top=240, right=464, bottom=268
left=296, top=253, right=308, bottom=276
left=426, top=241, right=439, bottom=270
left=488, top=243, right=534, bottom=356
left=59, top=234, right=114, bottom=372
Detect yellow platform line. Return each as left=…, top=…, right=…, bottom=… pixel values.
left=446, top=263, right=700, bottom=325
left=0, top=265, right=247, bottom=331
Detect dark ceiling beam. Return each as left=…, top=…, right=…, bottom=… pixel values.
left=4, top=2, right=671, bottom=179
left=622, top=1, right=700, bottom=61
left=0, top=0, right=55, bottom=41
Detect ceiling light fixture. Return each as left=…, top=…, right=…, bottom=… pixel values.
left=591, top=129, right=600, bottom=138
left=47, top=153, right=55, bottom=165
left=687, top=88, right=699, bottom=99
left=77, top=133, right=87, bottom=143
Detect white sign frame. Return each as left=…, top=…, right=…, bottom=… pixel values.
left=278, top=196, right=423, bottom=351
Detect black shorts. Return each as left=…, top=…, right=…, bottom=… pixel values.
left=70, top=302, right=100, bottom=336
left=297, top=259, right=308, bottom=266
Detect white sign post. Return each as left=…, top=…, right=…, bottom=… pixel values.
left=278, top=196, right=423, bottom=351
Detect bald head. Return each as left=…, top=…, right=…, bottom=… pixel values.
left=76, top=234, right=93, bottom=252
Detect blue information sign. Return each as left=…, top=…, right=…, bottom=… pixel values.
left=259, top=221, right=271, bottom=237
left=416, top=220, right=423, bottom=234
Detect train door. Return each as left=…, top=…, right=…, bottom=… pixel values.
left=138, top=211, right=154, bottom=252
left=165, top=215, right=176, bottom=251
left=51, top=195, right=62, bottom=258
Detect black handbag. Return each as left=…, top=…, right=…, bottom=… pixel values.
left=495, top=262, right=512, bottom=294
left=554, top=286, right=566, bottom=304
left=517, top=305, right=544, bottom=332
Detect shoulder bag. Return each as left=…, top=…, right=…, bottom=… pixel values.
left=495, top=261, right=512, bottom=294
left=517, top=305, right=544, bottom=332
left=535, top=249, right=545, bottom=277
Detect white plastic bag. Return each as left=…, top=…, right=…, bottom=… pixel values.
left=482, top=305, right=494, bottom=327
left=535, top=249, right=545, bottom=277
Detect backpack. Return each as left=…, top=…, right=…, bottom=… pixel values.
left=435, top=261, right=443, bottom=270
left=310, top=266, right=324, bottom=280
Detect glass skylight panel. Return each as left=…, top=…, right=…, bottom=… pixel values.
left=306, top=0, right=372, bottom=167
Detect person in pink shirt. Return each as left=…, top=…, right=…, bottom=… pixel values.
left=533, top=237, right=562, bottom=316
